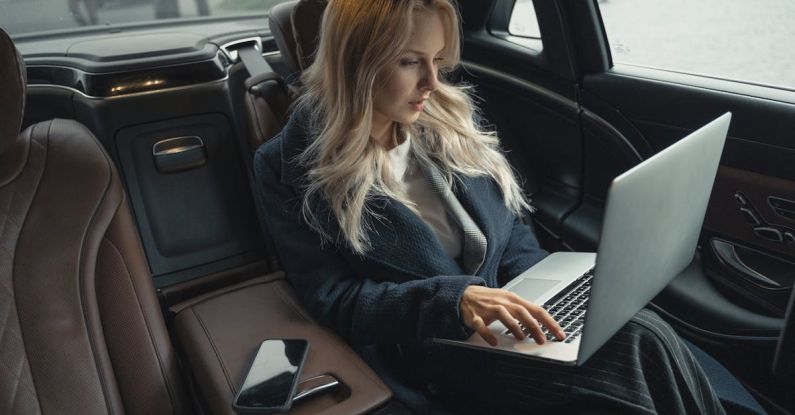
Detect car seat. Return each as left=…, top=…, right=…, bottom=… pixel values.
left=0, top=27, right=189, bottom=415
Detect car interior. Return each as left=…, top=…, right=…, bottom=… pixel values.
left=1, top=0, right=794, bottom=414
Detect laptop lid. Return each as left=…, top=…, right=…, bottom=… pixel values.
left=576, top=112, right=731, bottom=364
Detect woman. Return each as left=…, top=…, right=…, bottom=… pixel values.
left=254, top=0, right=728, bottom=413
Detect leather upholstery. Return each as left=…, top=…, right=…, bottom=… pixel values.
left=0, top=28, right=29, bottom=187
left=269, top=1, right=300, bottom=76
left=243, top=72, right=290, bottom=153
left=242, top=0, right=326, bottom=153
left=269, top=0, right=327, bottom=78
left=173, top=275, right=392, bottom=415
left=0, top=29, right=188, bottom=414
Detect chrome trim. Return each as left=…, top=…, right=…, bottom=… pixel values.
left=460, top=60, right=577, bottom=111
left=153, top=136, right=205, bottom=156
left=220, top=36, right=262, bottom=62
left=293, top=375, right=340, bottom=403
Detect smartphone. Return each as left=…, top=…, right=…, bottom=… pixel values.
left=232, top=339, right=310, bottom=413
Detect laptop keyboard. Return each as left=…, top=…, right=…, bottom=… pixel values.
left=505, top=268, right=594, bottom=344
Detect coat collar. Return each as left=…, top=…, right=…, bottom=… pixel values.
left=277, top=110, right=507, bottom=278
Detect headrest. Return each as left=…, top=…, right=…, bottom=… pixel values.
left=0, top=27, right=26, bottom=156
left=269, top=0, right=327, bottom=79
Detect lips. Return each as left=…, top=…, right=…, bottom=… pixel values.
left=409, top=98, right=427, bottom=112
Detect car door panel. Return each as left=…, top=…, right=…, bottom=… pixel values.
left=581, top=70, right=795, bottom=323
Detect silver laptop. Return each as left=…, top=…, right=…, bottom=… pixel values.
left=436, top=113, right=731, bottom=365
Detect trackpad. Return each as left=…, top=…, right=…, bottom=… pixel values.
left=511, top=278, right=561, bottom=301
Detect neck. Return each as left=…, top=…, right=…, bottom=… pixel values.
left=371, top=120, right=404, bottom=150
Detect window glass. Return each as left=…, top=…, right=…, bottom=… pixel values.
left=0, top=0, right=291, bottom=36
left=509, top=0, right=540, bottom=38
left=599, top=0, right=795, bottom=90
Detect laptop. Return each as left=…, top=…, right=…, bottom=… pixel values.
left=435, top=113, right=731, bottom=365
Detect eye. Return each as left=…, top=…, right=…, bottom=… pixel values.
left=400, top=59, right=420, bottom=66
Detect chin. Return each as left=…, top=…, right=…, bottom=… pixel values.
left=398, top=112, right=422, bottom=126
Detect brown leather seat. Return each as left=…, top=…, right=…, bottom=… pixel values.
left=243, top=0, right=327, bottom=153
left=0, top=28, right=189, bottom=415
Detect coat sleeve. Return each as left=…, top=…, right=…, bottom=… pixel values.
left=496, top=215, right=550, bottom=287
left=253, top=143, right=485, bottom=346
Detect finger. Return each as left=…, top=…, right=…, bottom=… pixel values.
left=516, top=309, right=546, bottom=344
left=512, top=305, right=546, bottom=343
left=516, top=297, right=566, bottom=340
left=529, top=304, right=566, bottom=341
left=471, top=315, right=497, bottom=347
left=495, top=306, right=526, bottom=341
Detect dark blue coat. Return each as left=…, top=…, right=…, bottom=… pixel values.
left=253, top=110, right=549, bottom=347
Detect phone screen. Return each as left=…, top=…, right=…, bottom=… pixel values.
left=234, top=339, right=310, bottom=413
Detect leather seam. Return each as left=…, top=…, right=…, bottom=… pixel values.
left=11, top=120, right=51, bottom=414
left=191, top=307, right=237, bottom=394
left=73, top=119, right=121, bottom=415
left=101, top=233, right=180, bottom=414
left=173, top=274, right=284, bottom=312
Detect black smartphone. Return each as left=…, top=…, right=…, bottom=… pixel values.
left=232, top=339, right=310, bottom=414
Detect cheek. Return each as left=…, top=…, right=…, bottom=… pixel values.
left=381, top=72, right=414, bottom=108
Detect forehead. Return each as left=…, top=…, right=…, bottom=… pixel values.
left=404, top=10, right=446, bottom=54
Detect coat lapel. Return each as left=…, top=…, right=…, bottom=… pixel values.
left=453, top=174, right=512, bottom=275
left=364, top=196, right=464, bottom=279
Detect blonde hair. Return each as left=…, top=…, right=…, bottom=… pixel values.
left=297, top=0, right=530, bottom=254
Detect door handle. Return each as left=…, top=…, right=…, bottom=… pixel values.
left=711, top=239, right=782, bottom=288
left=152, top=136, right=206, bottom=173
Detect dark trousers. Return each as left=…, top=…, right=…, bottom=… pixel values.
left=384, top=309, right=726, bottom=414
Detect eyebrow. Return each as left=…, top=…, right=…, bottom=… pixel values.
left=402, top=48, right=446, bottom=56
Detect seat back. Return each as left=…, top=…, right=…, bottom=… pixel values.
left=270, top=0, right=326, bottom=79
left=243, top=0, right=326, bottom=153
left=0, top=28, right=188, bottom=415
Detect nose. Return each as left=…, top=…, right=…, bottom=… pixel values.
left=419, top=62, right=440, bottom=93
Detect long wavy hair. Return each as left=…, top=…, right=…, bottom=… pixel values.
left=296, top=0, right=530, bottom=254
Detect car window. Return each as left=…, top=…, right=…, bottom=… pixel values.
left=506, top=0, right=542, bottom=50
left=509, top=0, right=540, bottom=39
left=598, top=0, right=795, bottom=90
left=0, top=0, right=292, bottom=36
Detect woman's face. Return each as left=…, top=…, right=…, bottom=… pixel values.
left=371, top=10, right=446, bottom=141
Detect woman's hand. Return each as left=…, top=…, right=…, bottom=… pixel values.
left=460, top=285, right=566, bottom=346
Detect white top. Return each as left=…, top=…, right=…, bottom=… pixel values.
left=387, top=135, right=463, bottom=258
